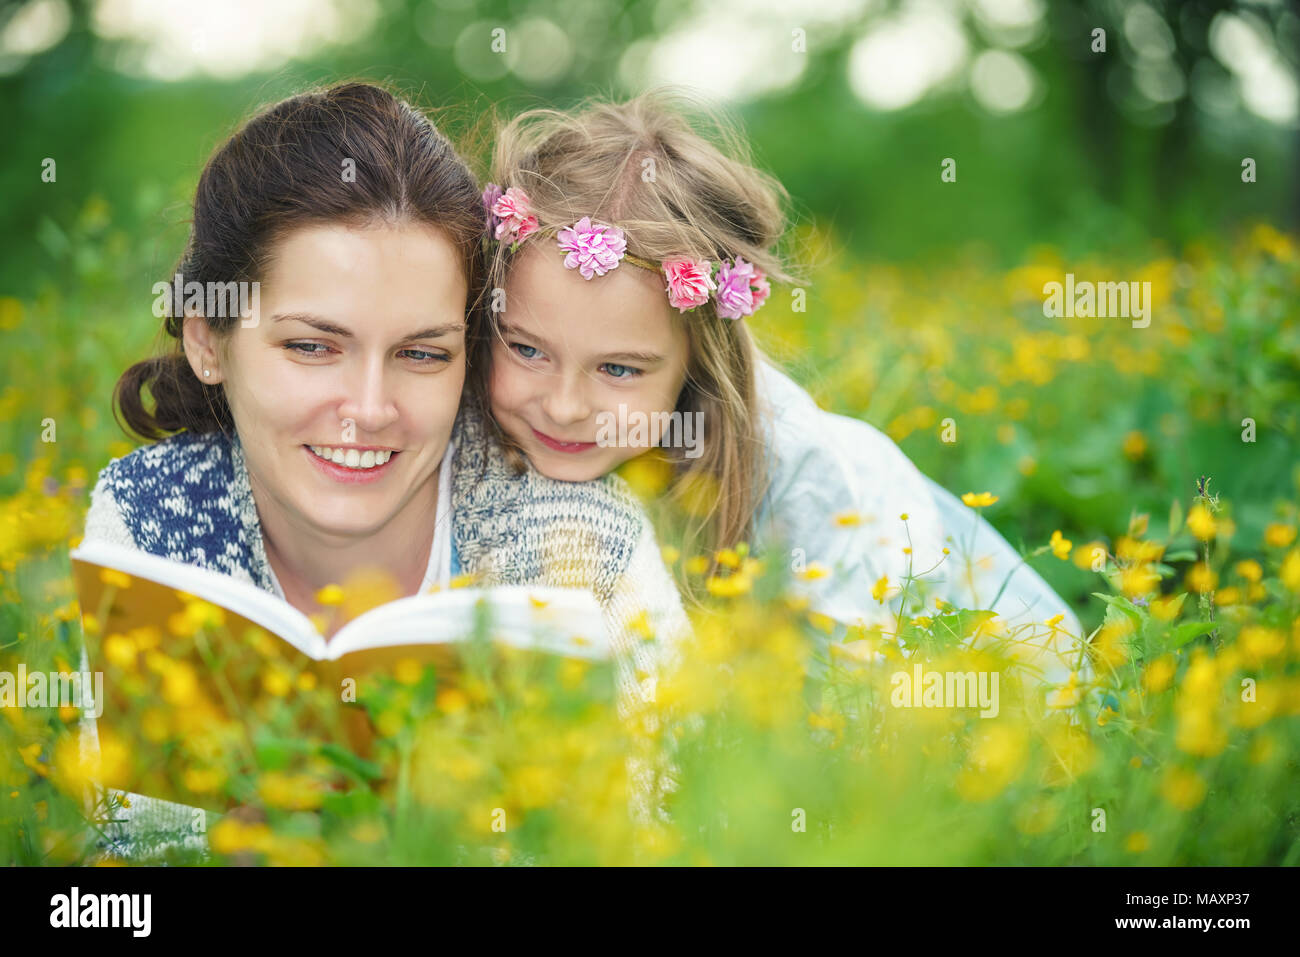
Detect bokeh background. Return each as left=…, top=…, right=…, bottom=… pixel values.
left=3, top=0, right=1297, bottom=628
left=2, top=0, right=1299, bottom=868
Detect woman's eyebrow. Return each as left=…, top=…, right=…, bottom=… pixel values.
left=272, top=312, right=465, bottom=342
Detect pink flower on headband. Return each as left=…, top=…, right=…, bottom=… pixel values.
left=750, top=268, right=771, bottom=311
left=714, top=257, right=761, bottom=320
left=491, top=187, right=539, bottom=242
left=556, top=217, right=627, bottom=279
left=662, top=258, right=715, bottom=312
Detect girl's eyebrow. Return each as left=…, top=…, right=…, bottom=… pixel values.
left=272, top=312, right=464, bottom=342
left=499, top=321, right=663, bottom=364
left=603, top=350, right=664, bottom=364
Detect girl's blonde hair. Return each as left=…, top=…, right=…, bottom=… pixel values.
left=472, top=88, right=795, bottom=569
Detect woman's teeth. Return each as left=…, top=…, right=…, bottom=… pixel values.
left=308, top=446, right=393, bottom=470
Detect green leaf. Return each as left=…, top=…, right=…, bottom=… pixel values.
left=1164, top=549, right=1198, bottom=562
left=1169, top=621, right=1216, bottom=648
left=1090, top=592, right=1146, bottom=628
left=316, top=742, right=385, bottom=782
left=1168, top=498, right=1184, bottom=539
left=930, top=609, right=998, bottom=643
left=1159, top=592, right=1188, bottom=619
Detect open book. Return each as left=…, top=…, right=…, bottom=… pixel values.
left=69, top=540, right=612, bottom=811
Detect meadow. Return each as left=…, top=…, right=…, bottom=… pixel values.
left=1, top=194, right=1297, bottom=864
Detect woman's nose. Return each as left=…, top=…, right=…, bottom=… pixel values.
left=338, top=359, right=399, bottom=434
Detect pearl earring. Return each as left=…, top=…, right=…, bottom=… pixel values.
left=203, top=369, right=210, bottom=377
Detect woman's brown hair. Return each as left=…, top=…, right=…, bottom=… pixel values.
left=115, top=81, right=485, bottom=441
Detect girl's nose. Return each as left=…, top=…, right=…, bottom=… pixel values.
left=541, top=374, right=591, bottom=427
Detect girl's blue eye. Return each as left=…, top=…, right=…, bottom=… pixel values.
left=602, top=363, right=640, bottom=379
left=512, top=343, right=540, bottom=360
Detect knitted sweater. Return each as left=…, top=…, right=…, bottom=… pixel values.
left=77, top=401, right=688, bottom=861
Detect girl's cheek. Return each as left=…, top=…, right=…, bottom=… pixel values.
left=487, top=353, right=515, bottom=403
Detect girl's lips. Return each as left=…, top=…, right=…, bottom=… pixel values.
left=532, top=428, right=596, bottom=453
left=303, top=445, right=399, bottom=484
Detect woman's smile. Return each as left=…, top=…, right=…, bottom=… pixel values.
left=303, top=443, right=402, bottom=483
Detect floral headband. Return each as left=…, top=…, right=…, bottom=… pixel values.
left=483, top=183, right=770, bottom=320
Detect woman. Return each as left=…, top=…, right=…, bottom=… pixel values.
left=78, top=82, right=687, bottom=860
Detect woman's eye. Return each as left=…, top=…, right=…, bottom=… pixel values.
left=285, top=342, right=331, bottom=356
left=602, top=362, right=641, bottom=379
left=399, top=349, right=451, bottom=363
left=512, top=343, right=541, bottom=360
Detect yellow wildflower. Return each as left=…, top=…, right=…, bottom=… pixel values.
left=1185, top=562, right=1217, bottom=594
left=796, top=562, right=830, bottom=581
left=1049, top=530, right=1072, bottom=560
left=1186, top=504, right=1217, bottom=540
left=394, top=657, right=424, bottom=686
left=1150, top=593, right=1184, bottom=621
left=715, top=548, right=740, bottom=569
left=1122, top=431, right=1147, bottom=460
left=1282, top=549, right=1300, bottom=593
left=1263, top=523, right=1296, bottom=548
left=1073, top=541, right=1108, bottom=571
left=258, top=771, right=325, bottom=811
left=961, top=491, right=999, bottom=508
left=314, top=583, right=345, bottom=606
left=98, top=568, right=132, bottom=590
left=1120, top=563, right=1160, bottom=598
left=1161, top=767, right=1207, bottom=811
left=1239, top=626, right=1285, bottom=666
left=1213, top=586, right=1240, bottom=606
left=1234, top=560, right=1262, bottom=583
left=1142, top=654, right=1176, bottom=694
left=436, top=687, right=469, bottom=714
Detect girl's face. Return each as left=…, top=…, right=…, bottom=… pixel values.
left=489, top=242, right=690, bottom=483
left=185, top=221, right=467, bottom=540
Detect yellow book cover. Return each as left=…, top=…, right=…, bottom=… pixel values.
left=69, top=540, right=612, bottom=811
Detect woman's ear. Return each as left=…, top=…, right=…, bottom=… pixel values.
left=181, top=312, right=225, bottom=385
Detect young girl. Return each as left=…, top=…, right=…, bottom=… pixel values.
left=472, top=91, right=1084, bottom=687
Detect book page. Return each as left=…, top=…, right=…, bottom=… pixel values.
left=332, top=584, right=611, bottom=660
left=70, top=540, right=325, bottom=659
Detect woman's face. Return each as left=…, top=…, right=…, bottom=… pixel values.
left=185, top=221, right=468, bottom=541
